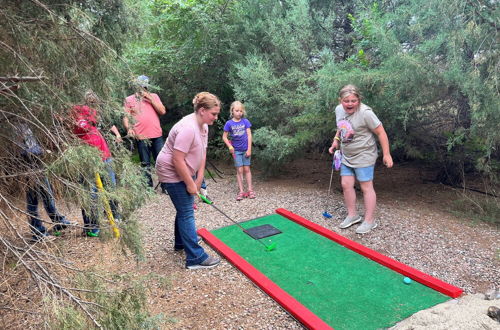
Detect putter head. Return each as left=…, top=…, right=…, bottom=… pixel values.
left=322, top=211, right=332, bottom=218
left=266, top=242, right=277, bottom=251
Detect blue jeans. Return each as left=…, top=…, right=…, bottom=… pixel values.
left=82, top=159, right=120, bottom=231
left=161, top=181, right=208, bottom=267
left=136, top=137, right=164, bottom=187
left=26, top=176, right=68, bottom=235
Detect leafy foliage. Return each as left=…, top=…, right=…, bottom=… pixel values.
left=126, top=0, right=498, bottom=182
left=336, top=0, right=500, bottom=183
left=0, top=0, right=156, bottom=326
left=1, top=0, right=150, bottom=251
left=124, top=0, right=237, bottom=113
left=228, top=0, right=333, bottom=171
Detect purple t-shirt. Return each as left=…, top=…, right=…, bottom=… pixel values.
left=223, top=118, right=252, bottom=151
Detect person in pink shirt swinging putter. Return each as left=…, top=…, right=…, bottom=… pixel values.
left=155, top=92, right=221, bottom=270
left=222, top=101, right=255, bottom=201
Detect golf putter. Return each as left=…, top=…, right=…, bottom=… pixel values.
left=322, top=155, right=335, bottom=218
left=95, top=173, right=120, bottom=238
left=198, top=194, right=276, bottom=251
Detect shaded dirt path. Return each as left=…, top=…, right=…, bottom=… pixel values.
left=5, top=156, right=499, bottom=329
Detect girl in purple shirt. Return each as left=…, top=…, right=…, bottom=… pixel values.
left=222, top=101, right=255, bottom=201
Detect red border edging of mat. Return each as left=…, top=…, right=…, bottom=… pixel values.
left=276, top=208, right=463, bottom=298
left=198, top=228, right=334, bottom=330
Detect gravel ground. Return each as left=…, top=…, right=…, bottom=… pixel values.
left=130, top=160, right=500, bottom=329
left=3, top=158, right=499, bottom=329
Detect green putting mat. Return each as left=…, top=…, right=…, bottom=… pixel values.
left=211, top=214, right=450, bottom=330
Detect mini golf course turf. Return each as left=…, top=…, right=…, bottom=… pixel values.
left=201, top=210, right=462, bottom=330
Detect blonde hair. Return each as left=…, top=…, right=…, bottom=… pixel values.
left=229, top=101, right=246, bottom=118
left=192, top=92, right=221, bottom=112
left=338, top=84, right=362, bottom=102
left=84, top=90, right=99, bottom=105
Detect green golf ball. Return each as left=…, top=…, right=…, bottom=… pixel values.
left=403, top=277, right=412, bottom=284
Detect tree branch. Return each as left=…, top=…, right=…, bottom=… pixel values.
left=0, top=76, right=46, bottom=82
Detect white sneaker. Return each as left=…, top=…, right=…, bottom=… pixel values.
left=355, top=221, right=378, bottom=234
left=200, top=187, right=208, bottom=197
left=339, top=215, right=362, bottom=229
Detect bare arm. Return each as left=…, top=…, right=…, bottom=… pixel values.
left=245, top=128, right=252, bottom=157
left=372, top=124, right=393, bottom=168
left=122, top=114, right=135, bottom=138
left=143, top=92, right=166, bottom=116
left=172, top=149, right=198, bottom=194
left=222, top=131, right=234, bottom=155
left=328, top=130, right=341, bottom=154
left=110, top=125, right=122, bottom=143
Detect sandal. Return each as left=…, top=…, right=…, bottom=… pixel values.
left=236, top=192, right=245, bottom=201
left=247, top=190, right=256, bottom=199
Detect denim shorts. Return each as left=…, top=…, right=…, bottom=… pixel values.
left=234, top=150, right=251, bottom=167
left=340, top=164, right=375, bottom=182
